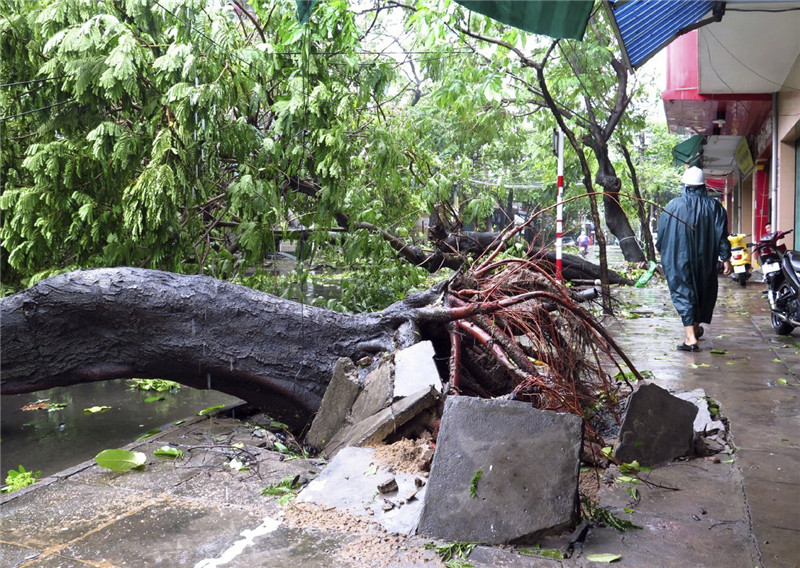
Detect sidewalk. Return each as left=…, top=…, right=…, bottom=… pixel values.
left=598, top=278, right=800, bottom=568
left=1, top=278, right=798, bottom=567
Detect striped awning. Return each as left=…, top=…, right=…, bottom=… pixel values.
left=605, top=0, right=722, bottom=70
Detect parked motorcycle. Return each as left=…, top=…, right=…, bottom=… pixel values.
left=753, top=229, right=800, bottom=335
left=727, top=233, right=752, bottom=286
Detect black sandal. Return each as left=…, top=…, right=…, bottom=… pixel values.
left=677, top=343, right=699, bottom=352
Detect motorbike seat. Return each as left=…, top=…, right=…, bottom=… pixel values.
left=787, top=250, right=800, bottom=273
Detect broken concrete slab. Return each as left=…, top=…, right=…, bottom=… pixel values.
left=417, top=396, right=583, bottom=545
left=614, top=382, right=698, bottom=467
left=350, top=358, right=393, bottom=423
left=393, top=341, right=442, bottom=399
left=322, top=386, right=440, bottom=458
left=306, top=357, right=361, bottom=449
left=674, top=388, right=714, bottom=434
left=704, top=419, right=725, bottom=434
left=296, top=446, right=427, bottom=535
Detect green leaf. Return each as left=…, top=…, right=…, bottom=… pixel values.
left=1, top=465, right=41, bottom=493
left=95, top=449, right=147, bottom=471
left=519, top=548, right=564, bottom=559
left=710, top=349, right=727, bottom=355
left=615, top=476, right=642, bottom=485
left=136, top=429, right=161, bottom=441
left=84, top=405, right=111, bottom=414
left=777, top=378, right=787, bottom=385
left=586, top=553, right=622, bottom=562
left=469, top=470, right=483, bottom=498
left=144, top=395, right=165, bottom=403
left=198, top=404, right=225, bottom=416
left=154, top=445, right=183, bottom=459
left=269, top=421, right=290, bottom=430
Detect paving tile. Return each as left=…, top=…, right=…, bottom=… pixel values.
left=58, top=497, right=263, bottom=566
left=0, top=481, right=153, bottom=550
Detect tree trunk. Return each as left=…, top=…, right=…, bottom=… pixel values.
left=1, top=268, right=443, bottom=413
left=620, top=143, right=657, bottom=263
left=595, top=154, right=646, bottom=263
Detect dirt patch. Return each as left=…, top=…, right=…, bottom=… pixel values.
left=282, top=502, right=440, bottom=567
left=579, top=469, right=602, bottom=503
left=368, top=436, right=434, bottom=475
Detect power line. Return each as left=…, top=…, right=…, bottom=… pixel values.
left=0, top=76, right=66, bottom=88
left=0, top=99, right=75, bottom=122
left=151, top=0, right=261, bottom=75
left=705, top=28, right=799, bottom=92
left=726, top=6, right=800, bottom=12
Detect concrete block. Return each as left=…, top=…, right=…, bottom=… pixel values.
left=417, top=396, right=583, bottom=544
left=323, top=386, right=440, bottom=458
left=296, top=447, right=427, bottom=535
left=393, top=341, right=442, bottom=398
left=306, top=358, right=360, bottom=449
left=674, top=388, right=713, bottom=433
left=350, top=359, right=393, bottom=423
left=614, top=382, right=698, bottom=467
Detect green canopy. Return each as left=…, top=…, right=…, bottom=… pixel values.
left=455, top=0, right=594, bottom=40
left=672, top=135, right=704, bottom=167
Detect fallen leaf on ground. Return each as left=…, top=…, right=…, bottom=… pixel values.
left=586, top=553, right=622, bottom=562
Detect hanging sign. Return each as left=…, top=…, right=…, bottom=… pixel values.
left=735, top=137, right=754, bottom=176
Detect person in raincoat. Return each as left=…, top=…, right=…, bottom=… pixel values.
left=656, top=167, right=732, bottom=351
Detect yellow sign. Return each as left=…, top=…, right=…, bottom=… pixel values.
left=735, top=137, right=754, bottom=176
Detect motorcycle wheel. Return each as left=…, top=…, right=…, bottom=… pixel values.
left=771, top=281, right=796, bottom=335
left=737, top=272, right=748, bottom=287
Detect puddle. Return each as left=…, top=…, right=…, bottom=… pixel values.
left=1, top=380, right=241, bottom=478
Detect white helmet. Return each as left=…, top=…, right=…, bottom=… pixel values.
left=681, top=166, right=705, bottom=186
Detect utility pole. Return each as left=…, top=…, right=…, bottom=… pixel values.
left=553, top=128, right=565, bottom=282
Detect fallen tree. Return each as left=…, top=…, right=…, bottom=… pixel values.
left=2, top=244, right=640, bottom=440
left=0, top=267, right=441, bottom=412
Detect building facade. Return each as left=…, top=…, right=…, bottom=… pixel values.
left=661, top=7, right=800, bottom=250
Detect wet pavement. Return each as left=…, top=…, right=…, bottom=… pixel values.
left=1, top=275, right=798, bottom=567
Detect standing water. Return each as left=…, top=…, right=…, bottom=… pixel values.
left=1, top=380, right=240, bottom=479
left=1, top=256, right=339, bottom=482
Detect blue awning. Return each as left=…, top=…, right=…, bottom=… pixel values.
left=605, top=0, right=721, bottom=70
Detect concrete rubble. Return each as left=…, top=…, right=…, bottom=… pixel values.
left=307, top=341, right=443, bottom=458
left=416, top=396, right=583, bottom=544
left=2, top=280, right=798, bottom=567
left=296, top=446, right=427, bottom=535
left=613, top=382, right=698, bottom=467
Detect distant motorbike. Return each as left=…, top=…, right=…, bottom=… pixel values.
left=577, top=236, right=590, bottom=258
left=727, top=233, right=753, bottom=286
left=753, top=229, right=800, bottom=335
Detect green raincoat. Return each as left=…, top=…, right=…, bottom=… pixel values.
left=656, top=185, right=731, bottom=327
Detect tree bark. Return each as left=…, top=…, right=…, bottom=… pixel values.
left=0, top=268, right=443, bottom=413
left=620, top=143, right=657, bottom=263
left=595, top=150, right=646, bottom=264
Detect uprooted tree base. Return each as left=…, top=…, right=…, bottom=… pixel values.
left=2, top=249, right=640, bottom=448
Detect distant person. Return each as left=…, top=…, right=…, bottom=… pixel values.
left=577, top=232, right=590, bottom=257
left=656, top=167, right=732, bottom=351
